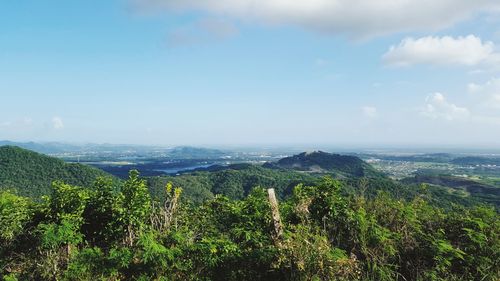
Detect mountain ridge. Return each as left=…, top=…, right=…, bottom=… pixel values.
left=0, top=145, right=115, bottom=198
left=263, top=150, right=382, bottom=178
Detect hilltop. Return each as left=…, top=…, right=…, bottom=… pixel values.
left=147, top=163, right=318, bottom=204
left=264, top=151, right=382, bottom=177
left=0, top=146, right=114, bottom=198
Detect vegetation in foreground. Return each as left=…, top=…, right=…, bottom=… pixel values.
left=1, top=171, right=498, bottom=281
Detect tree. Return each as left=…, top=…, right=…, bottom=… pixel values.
left=118, top=170, right=151, bottom=246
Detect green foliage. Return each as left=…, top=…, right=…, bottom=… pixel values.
left=0, top=171, right=498, bottom=280
left=0, top=146, right=115, bottom=199
left=403, top=174, right=500, bottom=208
left=148, top=164, right=317, bottom=203
left=119, top=170, right=152, bottom=246
left=269, top=151, right=382, bottom=177
left=39, top=219, right=84, bottom=249
left=0, top=191, right=32, bottom=243
left=2, top=273, right=18, bottom=281
left=82, top=177, right=122, bottom=246
left=148, top=163, right=492, bottom=213
left=46, top=181, right=90, bottom=223
left=278, top=224, right=361, bottom=281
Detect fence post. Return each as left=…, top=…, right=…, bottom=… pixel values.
left=267, top=188, right=283, bottom=242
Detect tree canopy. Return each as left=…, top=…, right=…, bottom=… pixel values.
left=0, top=171, right=498, bottom=280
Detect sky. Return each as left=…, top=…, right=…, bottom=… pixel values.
left=1, top=0, right=500, bottom=147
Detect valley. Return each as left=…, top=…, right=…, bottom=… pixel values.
left=2, top=142, right=499, bottom=209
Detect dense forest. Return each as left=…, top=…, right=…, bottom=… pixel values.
left=0, top=171, right=498, bottom=280
left=403, top=174, right=500, bottom=207
left=148, top=166, right=495, bottom=210
left=147, top=164, right=318, bottom=204
left=0, top=146, right=114, bottom=199
left=264, top=151, right=381, bottom=177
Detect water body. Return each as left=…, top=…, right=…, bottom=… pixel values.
left=155, top=164, right=215, bottom=174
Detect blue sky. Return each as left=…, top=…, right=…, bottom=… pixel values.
left=1, top=0, right=500, bottom=147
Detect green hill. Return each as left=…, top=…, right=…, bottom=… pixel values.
left=0, top=146, right=114, bottom=198
left=402, top=174, right=500, bottom=208
left=166, top=146, right=228, bottom=159
left=149, top=154, right=489, bottom=208
left=147, top=163, right=318, bottom=204
left=264, top=151, right=382, bottom=177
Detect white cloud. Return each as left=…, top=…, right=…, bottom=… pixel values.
left=468, top=77, right=500, bottom=108
left=361, top=106, right=378, bottom=118
left=133, top=0, right=500, bottom=38
left=383, top=35, right=500, bottom=67
left=51, top=117, right=64, bottom=130
left=420, top=93, right=470, bottom=121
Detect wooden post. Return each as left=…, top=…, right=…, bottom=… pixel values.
left=267, top=188, right=283, bottom=241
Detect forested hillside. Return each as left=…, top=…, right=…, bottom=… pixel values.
left=0, top=172, right=498, bottom=280
left=0, top=146, right=115, bottom=198
left=264, top=151, right=381, bottom=177
left=403, top=174, right=500, bottom=208
left=147, top=164, right=318, bottom=204
left=148, top=165, right=493, bottom=210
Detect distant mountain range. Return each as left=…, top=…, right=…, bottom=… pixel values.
left=0, top=140, right=83, bottom=154
left=166, top=146, right=227, bottom=159
left=0, top=140, right=161, bottom=154
left=0, top=140, right=229, bottom=158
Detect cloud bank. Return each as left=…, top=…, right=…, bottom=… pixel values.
left=134, top=0, right=500, bottom=38
left=420, top=93, right=470, bottom=121
left=51, top=117, right=64, bottom=130
left=383, top=35, right=500, bottom=67
left=468, top=77, right=500, bottom=109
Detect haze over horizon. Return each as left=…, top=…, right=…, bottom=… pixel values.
left=1, top=1, right=500, bottom=146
